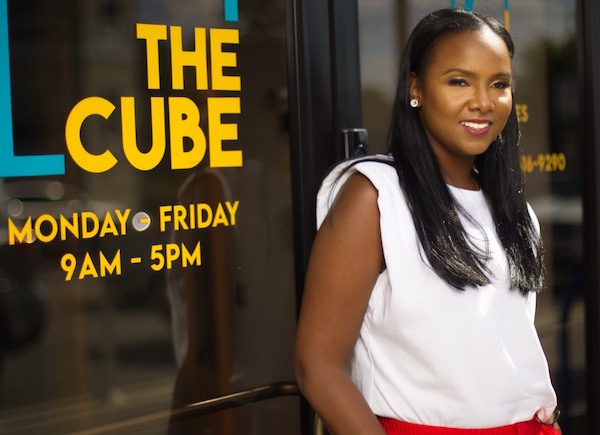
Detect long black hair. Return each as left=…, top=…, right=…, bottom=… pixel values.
left=382, top=8, right=543, bottom=294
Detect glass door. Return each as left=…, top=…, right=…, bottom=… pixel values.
left=0, top=0, right=301, bottom=433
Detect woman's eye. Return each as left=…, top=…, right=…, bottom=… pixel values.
left=493, top=81, right=511, bottom=89
left=448, top=78, right=468, bottom=86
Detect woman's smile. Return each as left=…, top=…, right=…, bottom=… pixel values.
left=460, top=120, right=492, bottom=136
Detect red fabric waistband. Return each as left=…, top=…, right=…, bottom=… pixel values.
left=377, top=416, right=559, bottom=435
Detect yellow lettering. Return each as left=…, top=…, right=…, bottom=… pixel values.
left=99, top=250, right=121, bottom=277
left=173, top=205, right=189, bottom=231
left=99, top=213, right=118, bottom=238
left=115, top=209, right=130, bottom=235
left=166, top=243, right=180, bottom=269
left=189, top=203, right=196, bottom=229
left=182, top=242, right=201, bottom=267
left=61, top=254, right=76, bottom=281
left=60, top=214, right=79, bottom=240
left=65, top=97, right=118, bottom=173
left=170, top=26, right=208, bottom=90
left=212, top=203, right=229, bottom=227
left=210, top=28, right=240, bottom=91
left=197, top=204, right=212, bottom=228
left=226, top=201, right=239, bottom=225
left=35, top=214, right=58, bottom=243
left=8, top=217, right=33, bottom=244
left=81, top=212, right=100, bottom=238
left=122, top=97, right=166, bottom=171
left=169, top=97, right=207, bottom=169
left=208, top=97, right=242, bottom=167
left=136, top=23, right=168, bottom=90
left=79, top=254, right=99, bottom=279
left=160, top=206, right=173, bottom=232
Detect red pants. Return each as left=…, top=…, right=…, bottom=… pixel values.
left=377, top=416, right=560, bottom=435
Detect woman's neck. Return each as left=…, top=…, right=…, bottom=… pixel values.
left=441, top=166, right=479, bottom=191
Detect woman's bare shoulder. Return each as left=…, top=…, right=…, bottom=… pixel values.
left=324, top=172, right=379, bottom=228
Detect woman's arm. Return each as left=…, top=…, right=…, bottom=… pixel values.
left=295, top=173, right=387, bottom=435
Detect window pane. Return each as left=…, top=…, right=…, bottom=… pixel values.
left=0, top=1, right=298, bottom=433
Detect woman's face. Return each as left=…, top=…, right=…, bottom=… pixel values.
left=410, top=28, right=513, bottom=176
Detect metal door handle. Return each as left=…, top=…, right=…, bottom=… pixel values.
left=342, top=128, right=368, bottom=158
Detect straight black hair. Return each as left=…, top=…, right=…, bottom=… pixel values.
left=380, top=8, right=543, bottom=294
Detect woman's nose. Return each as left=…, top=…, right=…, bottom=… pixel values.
left=469, top=86, right=494, bottom=113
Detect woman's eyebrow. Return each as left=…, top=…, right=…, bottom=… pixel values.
left=442, top=68, right=513, bottom=79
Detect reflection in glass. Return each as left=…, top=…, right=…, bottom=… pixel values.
left=0, top=0, right=298, bottom=433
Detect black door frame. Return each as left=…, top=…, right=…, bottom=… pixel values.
left=579, top=0, right=600, bottom=432
left=287, top=0, right=363, bottom=288
left=287, top=0, right=363, bottom=433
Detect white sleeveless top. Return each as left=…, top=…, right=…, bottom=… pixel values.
left=316, top=156, right=557, bottom=428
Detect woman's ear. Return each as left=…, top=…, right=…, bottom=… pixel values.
left=409, top=72, right=422, bottom=102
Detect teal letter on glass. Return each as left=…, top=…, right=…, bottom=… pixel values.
left=0, top=0, right=65, bottom=177
left=224, top=0, right=238, bottom=22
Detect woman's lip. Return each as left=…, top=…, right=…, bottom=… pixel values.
left=460, top=120, right=492, bottom=136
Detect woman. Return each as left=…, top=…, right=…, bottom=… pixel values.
left=294, top=8, right=560, bottom=435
